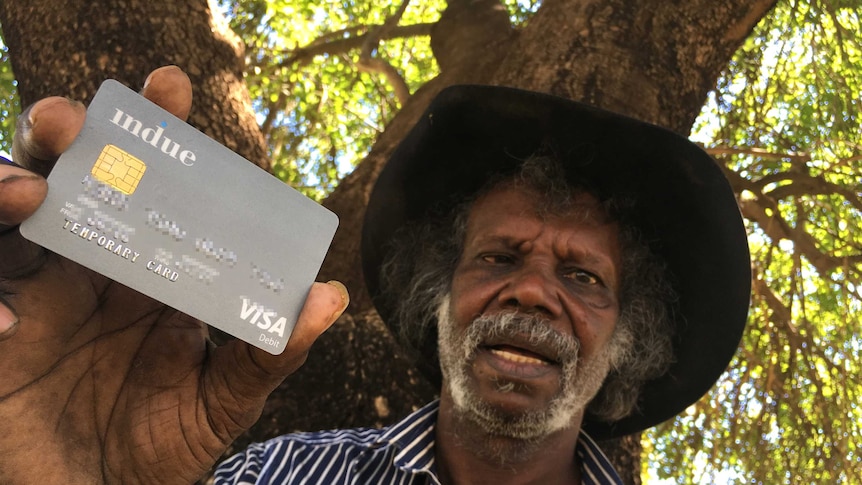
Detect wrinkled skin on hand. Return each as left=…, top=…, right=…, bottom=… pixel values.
left=0, top=66, right=348, bottom=485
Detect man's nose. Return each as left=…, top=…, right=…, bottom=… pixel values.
left=496, top=264, right=562, bottom=317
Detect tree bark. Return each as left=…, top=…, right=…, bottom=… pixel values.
left=0, top=0, right=777, bottom=482
left=0, top=0, right=269, bottom=170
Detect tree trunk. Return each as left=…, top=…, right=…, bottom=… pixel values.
left=0, top=0, right=269, bottom=170
left=318, top=1, right=776, bottom=477
left=0, top=0, right=777, bottom=482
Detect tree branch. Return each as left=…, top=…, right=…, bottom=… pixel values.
left=764, top=176, right=862, bottom=212
left=752, top=272, right=796, bottom=333
left=716, top=155, right=862, bottom=276
left=355, top=0, right=413, bottom=104
left=704, top=145, right=811, bottom=162
left=721, top=0, right=780, bottom=44
left=738, top=197, right=852, bottom=276
left=270, top=23, right=434, bottom=71
left=707, top=146, right=862, bottom=210
left=308, top=26, right=367, bottom=47
left=260, top=91, right=287, bottom=136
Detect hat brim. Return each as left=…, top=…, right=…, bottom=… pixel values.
left=361, top=85, right=751, bottom=439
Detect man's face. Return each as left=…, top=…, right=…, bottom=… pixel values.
left=438, top=184, right=623, bottom=440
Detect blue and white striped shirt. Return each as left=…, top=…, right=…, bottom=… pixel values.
left=214, top=400, right=623, bottom=484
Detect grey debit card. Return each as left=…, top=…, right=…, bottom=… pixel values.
left=20, top=80, right=339, bottom=355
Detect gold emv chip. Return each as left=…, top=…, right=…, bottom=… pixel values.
left=91, top=144, right=147, bottom=195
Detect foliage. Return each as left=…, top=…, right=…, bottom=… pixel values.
left=0, top=26, right=19, bottom=158
left=217, top=0, right=439, bottom=199
left=218, top=0, right=538, bottom=199
left=644, top=1, right=862, bottom=483
left=0, top=0, right=858, bottom=483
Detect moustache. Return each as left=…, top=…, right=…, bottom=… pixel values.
left=463, top=312, right=581, bottom=366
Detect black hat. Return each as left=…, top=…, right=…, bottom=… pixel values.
left=361, top=85, right=751, bottom=439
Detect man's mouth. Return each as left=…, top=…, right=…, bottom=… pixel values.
left=486, top=345, right=556, bottom=366
left=457, top=314, right=579, bottom=381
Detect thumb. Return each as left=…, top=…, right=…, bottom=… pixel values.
left=204, top=281, right=349, bottom=434
left=11, top=96, right=87, bottom=178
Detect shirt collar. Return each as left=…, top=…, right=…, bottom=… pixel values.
left=577, top=430, right=625, bottom=485
left=376, top=400, right=623, bottom=484
left=378, top=400, right=440, bottom=474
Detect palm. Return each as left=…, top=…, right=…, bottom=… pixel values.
left=0, top=254, right=234, bottom=483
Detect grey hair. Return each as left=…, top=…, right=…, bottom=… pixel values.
left=378, top=155, right=676, bottom=422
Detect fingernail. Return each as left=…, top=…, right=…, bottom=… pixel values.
left=0, top=304, right=18, bottom=334
left=0, top=171, right=39, bottom=184
left=29, top=97, right=84, bottom=125
left=326, top=280, right=350, bottom=319
left=142, top=65, right=179, bottom=91
left=23, top=97, right=86, bottom=164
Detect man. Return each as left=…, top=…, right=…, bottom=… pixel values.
left=0, top=67, right=750, bottom=484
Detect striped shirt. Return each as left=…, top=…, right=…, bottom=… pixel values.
left=214, top=400, right=623, bottom=484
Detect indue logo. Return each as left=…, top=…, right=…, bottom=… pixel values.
left=110, top=109, right=197, bottom=166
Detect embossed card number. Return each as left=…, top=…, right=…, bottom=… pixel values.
left=21, top=80, right=339, bottom=355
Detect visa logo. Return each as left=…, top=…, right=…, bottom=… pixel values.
left=239, top=296, right=288, bottom=338
left=110, top=108, right=197, bottom=166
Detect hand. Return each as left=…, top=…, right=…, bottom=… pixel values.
left=0, top=66, right=349, bottom=485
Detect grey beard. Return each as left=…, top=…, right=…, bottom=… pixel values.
left=436, top=294, right=615, bottom=442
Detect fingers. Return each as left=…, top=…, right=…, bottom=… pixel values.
left=11, top=97, right=87, bottom=177
left=205, top=281, right=349, bottom=433
left=140, top=65, right=193, bottom=121
left=0, top=162, right=48, bottom=226
left=0, top=298, right=19, bottom=340
left=0, top=161, right=48, bottom=279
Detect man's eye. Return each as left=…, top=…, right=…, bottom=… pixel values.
left=564, top=269, right=601, bottom=285
left=481, top=254, right=514, bottom=265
